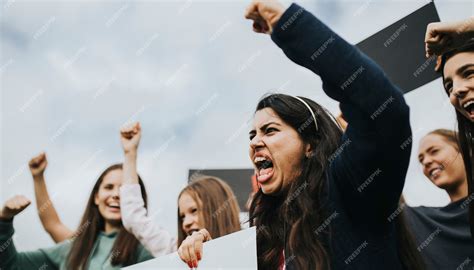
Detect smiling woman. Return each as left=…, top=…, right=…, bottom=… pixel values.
left=0, top=164, right=154, bottom=270
left=403, top=129, right=473, bottom=269
left=442, top=48, right=474, bottom=121
left=437, top=43, right=474, bottom=237
left=418, top=129, right=467, bottom=202
left=67, top=164, right=151, bottom=269
left=424, top=17, right=474, bottom=237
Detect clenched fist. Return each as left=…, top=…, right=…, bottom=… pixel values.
left=29, top=152, right=48, bottom=178
left=120, top=122, right=141, bottom=154
left=0, top=195, right=31, bottom=220
left=425, top=18, right=474, bottom=57
left=245, top=0, right=286, bottom=34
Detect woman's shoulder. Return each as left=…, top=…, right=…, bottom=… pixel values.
left=39, top=239, right=73, bottom=267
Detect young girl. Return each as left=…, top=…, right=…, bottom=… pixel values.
left=403, top=129, right=473, bottom=269
left=179, top=1, right=423, bottom=269
left=0, top=164, right=153, bottom=269
left=118, top=122, right=241, bottom=267
left=425, top=19, right=474, bottom=236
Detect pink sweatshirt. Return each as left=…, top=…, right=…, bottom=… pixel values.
left=120, top=184, right=177, bottom=257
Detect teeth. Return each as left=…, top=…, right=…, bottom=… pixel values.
left=108, top=203, right=120, bottom=207
left=464, top=100, right=474, bottom=109
left=430, top=167, right=443, bottom=177
left=254, top=156, right=267, bottom=163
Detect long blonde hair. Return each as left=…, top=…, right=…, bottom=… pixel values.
left=177, top=175, right=241, bottom=245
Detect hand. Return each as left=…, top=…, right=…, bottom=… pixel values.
left=245, top=0, right=286, bottom=34
left=0, top=195, right=31, bottom=220
left=29, top=152, right=48, bottom=178
left=120, top=122, right=141, bottom=154
left=178, top=229, right=212, bottom=269
left=336, top=113, right=348, bottom=131
left=425, top=18, right=474, bottom=57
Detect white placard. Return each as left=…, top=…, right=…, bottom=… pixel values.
left=124, top=227, right=257, bottom=270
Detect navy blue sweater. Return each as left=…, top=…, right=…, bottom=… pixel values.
left=271, top=4, right=412, bottom=269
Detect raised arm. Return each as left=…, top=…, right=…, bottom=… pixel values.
left=28, top=153, right=74, bottom=243
left=246, top=1, right=412, bottom=222
left=425, top=17, right=474, bottom=57
left=120, top=123, right=141, bottom=185
left=119, top=122, right=176, bottom=257
left=0, top=195, right=60, bottom=269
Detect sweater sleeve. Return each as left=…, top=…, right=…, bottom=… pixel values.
left=271, top=3, right=412, bottom=224
left=0, top=220, right=65, bottom=269
left=120, top=184, right=177, bottom=257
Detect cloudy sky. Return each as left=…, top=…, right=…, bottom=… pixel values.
left=1, top=0, right=473, bottom=250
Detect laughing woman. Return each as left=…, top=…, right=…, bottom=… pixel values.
left=425, top=19, right=474, bottom=237
left=178, top=1, right=424, bottom=269
left=0, top=164, right=153, bottom=269
left=404, top=129, right=473, bottom=269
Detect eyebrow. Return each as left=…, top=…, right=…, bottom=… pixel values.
left=249, top=121, right=281, bottom=135
left=418, top=146, right=435, bottom=160
left=445, top=63, right=474, bottom=83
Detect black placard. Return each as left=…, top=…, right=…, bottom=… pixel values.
left=356, top=2, right=441, bottom=94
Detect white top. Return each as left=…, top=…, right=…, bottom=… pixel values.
left=120, top=184, right=177, bottom=257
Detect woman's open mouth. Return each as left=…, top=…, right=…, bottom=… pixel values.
left=107, top=202, right=121, bottom=213
left=254, top=155, right=274, bottom=183
left=429, top=165, right=444, bottom=181
left=462, top=99, right=474, bottom=120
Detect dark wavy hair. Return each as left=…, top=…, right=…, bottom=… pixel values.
left=440, top=44, right=474, bottom=237
left=66, top=163, right=148, bottom=269
left=249, top=93, right=425, bottom=270
left=249, top=93, right=341, bottom=269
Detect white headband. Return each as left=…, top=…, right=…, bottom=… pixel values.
left=293, top=96, right=319, bottom=132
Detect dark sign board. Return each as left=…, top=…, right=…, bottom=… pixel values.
left=188, top=169, right=255, bottom=211
left=356, top=2, right=441, bottom=93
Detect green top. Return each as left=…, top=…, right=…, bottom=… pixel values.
left=0, top=220, right=153, bottom=269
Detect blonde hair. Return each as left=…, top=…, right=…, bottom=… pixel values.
left=177, top=175, right=241, bottom=246
left=427, top=129, right=459, bottom=150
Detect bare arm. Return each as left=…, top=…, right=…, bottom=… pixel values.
left=29, top=153, right=74, bottom=243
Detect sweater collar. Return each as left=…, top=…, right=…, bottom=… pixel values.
left=442, top=196, right=469, bottom=212
left=99, top=230, right=118, bottom=238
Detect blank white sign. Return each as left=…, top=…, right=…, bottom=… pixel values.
left=124, top=227, right=257, bottom=270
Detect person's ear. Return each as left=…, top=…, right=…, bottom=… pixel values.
left=305, top=143, right=313, bottom=158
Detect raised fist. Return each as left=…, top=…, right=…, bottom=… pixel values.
left=425, top=18, right=474, bottom=57
left=0, top=195, right=31, bottom=220
left=120, top=122, right=142, bottom=154
left=29, top=152, right=48, bottom=177
left=245, top=0, right=286, bottom=34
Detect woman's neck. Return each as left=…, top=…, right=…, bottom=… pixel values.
left=104, top=222, right=120, bottom=234
left=448, top=180, right=468, bottom=203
